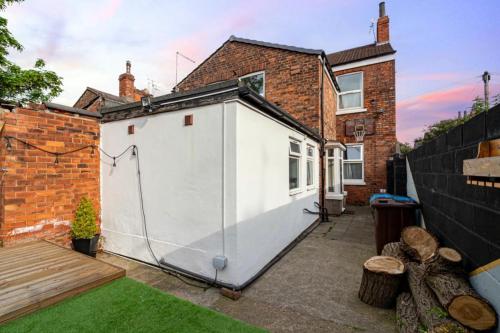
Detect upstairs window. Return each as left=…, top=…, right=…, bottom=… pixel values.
left=289, top=140, right=301, bottom=191
left=240, top=71, right=265, bottom=96
left=338, top=72, right=363, bottom=110
left=343, top=144, right=364, bottom=182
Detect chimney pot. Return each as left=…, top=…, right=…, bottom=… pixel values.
left=376, top=2, right=389, bottom=44
left=379, top=2, right=386, bottom=18
left=119, top=60, right=135, bottom=100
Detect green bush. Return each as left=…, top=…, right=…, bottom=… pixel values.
left=71, top=197, right=97, bottom=239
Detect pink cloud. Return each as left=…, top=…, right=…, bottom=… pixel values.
left=397, top=83, right=500, bottom=143
left=95, top=0, right=122, bottom=22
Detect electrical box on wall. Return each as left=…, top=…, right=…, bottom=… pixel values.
left=212, top=255, right=227, bottom=270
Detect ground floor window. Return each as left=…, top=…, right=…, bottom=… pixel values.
left=306, top=145, right=314, bottom=187
left=343, top=144, right=364, bottom=183
left=289, top=140, right=301, bottom=191
left=325, top=144, right=345, bottom=196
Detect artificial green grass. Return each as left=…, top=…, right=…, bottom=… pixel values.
left=0, top=277, right=266, bottom=333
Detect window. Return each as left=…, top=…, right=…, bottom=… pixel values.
left=239, top=71, right=265, bottom=96
left=306, top=145, right=314, bottom=187
left=289, top=140, right=301, bottom=191
left=327, top=149, right=335, bottom=192
left=338, top=72, right=363, bottom=110
left=343, top=144, right=364, bottom=182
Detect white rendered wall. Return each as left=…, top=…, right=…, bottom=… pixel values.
left=234, top=101, right=320, bottom=286
left=100, top=99, right=320, bottom=287
left=100, top=103, right=237, bottom=284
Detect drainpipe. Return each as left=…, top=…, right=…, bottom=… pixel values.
left=319, top=56, right=326, bottom=211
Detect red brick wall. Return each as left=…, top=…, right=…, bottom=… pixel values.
left=178, top=41, right=325, bottom=134
left=334, top=60, right=396, bottom=204
left=0, top=107, right=100, bottom=247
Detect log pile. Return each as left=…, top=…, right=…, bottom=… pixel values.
left=359, top=226, right=498, bottom=332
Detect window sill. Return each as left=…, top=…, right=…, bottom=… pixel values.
left=337, top=108, right=367, bottom=115
left=325, top=193, right=345, bottom=200
left=344, top=180, right=366, bottom=186
left=306, top=186, right=316, bottom=191
left=289, top=188, right=303, bottom=196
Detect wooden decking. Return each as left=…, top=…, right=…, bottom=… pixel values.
left=0, top=240, right=125, bottom=324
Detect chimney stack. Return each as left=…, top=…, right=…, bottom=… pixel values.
left=376, top=2, right=389, bottom=44
left=119, top=60, right=135, bottom=101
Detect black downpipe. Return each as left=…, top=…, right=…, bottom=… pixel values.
left=319, top=60, right=326, bottom=211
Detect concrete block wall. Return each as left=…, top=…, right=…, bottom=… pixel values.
left=407, top=105, right=500, bottom=271
left=0, top=106, right=100, bottom=247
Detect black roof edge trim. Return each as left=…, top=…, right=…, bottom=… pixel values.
left=102, top=80, right=241, bottom=114
left=229, top=35, right=324, bottom=55
left=237, top=86, right=322, bottom=142
left=44, top=102, right=102, bottom=118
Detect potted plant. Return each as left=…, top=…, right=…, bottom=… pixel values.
left=71, top=197, right=99, bottom=257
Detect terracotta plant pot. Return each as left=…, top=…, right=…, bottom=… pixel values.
left=72, top=234, right=100, bottom=257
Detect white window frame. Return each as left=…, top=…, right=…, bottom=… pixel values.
left=325, top=145, right=345, bottom=199
left=289, top=139, right=302, bottom=195
left=336, top=71, right=366, bottom=114
left=306, top=144, right=315, bottom=190
left=343, top=143, right=365, bottom=185
left=239, top=71, right=265, bottom=97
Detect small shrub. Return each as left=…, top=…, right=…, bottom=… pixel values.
left=71, top=197, right=97, bottom=239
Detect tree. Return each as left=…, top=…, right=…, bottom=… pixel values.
left=0, top=0, right=62, bottom=103
left=415, top=94, right=498, bottom=145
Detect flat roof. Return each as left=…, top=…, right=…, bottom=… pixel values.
left=101, top=80, right=321, bottom=142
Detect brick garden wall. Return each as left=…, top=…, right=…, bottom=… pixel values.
left=0, top=106, right=100, bottom=247
left=407, top=105, right=500, bottom=271
left=334, top=60, right=397, bottom=204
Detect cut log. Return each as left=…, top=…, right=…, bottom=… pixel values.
left=407, top=262, right=468, bottom=332
left=381, top=242, right=410, bottom=264
left=358, top=256, right=405, bottom=308
left=426, top=272, right=497, bottom=331
left=401, top=226, right=438, bottom=262
left=427, top=247, right=463, bottom=275
left=396, top=292, right=420, bottom=333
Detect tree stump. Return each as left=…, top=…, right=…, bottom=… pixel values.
left=381, top=242, right=410, bottom=264
left=396, top=292, right=420, bottom=333
left=358, top=256, right=405, bottom=308
left=427, top=247, right=463, bottom=275
left=407, top=262, right=468, bottom=332
left=401, top=226, right=438, bottom=262
left=426, top=272, right=497, bottom=331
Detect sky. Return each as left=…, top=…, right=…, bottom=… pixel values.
left=3, top=0, right=500, bottom=143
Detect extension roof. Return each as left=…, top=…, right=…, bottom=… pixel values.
left=101, top=80, right=321, bottom=142
left=44, top=102, right=102, bottom=118
left=327, top=42, right=396, bottom=66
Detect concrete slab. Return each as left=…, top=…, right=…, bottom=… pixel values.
left=98, top=205, right=396, bottom=332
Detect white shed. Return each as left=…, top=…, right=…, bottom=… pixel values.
left=100, top=81, right=322, bottom=289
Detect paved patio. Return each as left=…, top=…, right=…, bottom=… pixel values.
left=99, top=206, right=396, bottom=332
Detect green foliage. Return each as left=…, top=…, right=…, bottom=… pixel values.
left=0, top=0, right=63, bottom=103
left=399, top=142, right=413, bottom=154
left=71, top=197, right=97, bottom=239
left=428, top=306, right=448, bottom=319
left=415, top=94, right=500, bottom=146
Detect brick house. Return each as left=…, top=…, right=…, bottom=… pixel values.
left=176, top=37, right=348, bottom=213
left=176, top=2, right=396, bottom=206
left=74, top=61, right=149, bottom=112
left=327, top=2, right=396, bottom=204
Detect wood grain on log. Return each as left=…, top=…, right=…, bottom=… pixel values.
left=396, top=292, right=421, bottom=333
left=426, top=272, right=497, bottom=331
left=407, top=262, right=468, bottom=333
left=381, top=242, right=410, bottom=264
left=401, top=226, right=438, bottom=262
left=358, top=256, right=405, bottom=308
left=427, top=248, right=463, bottom=275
